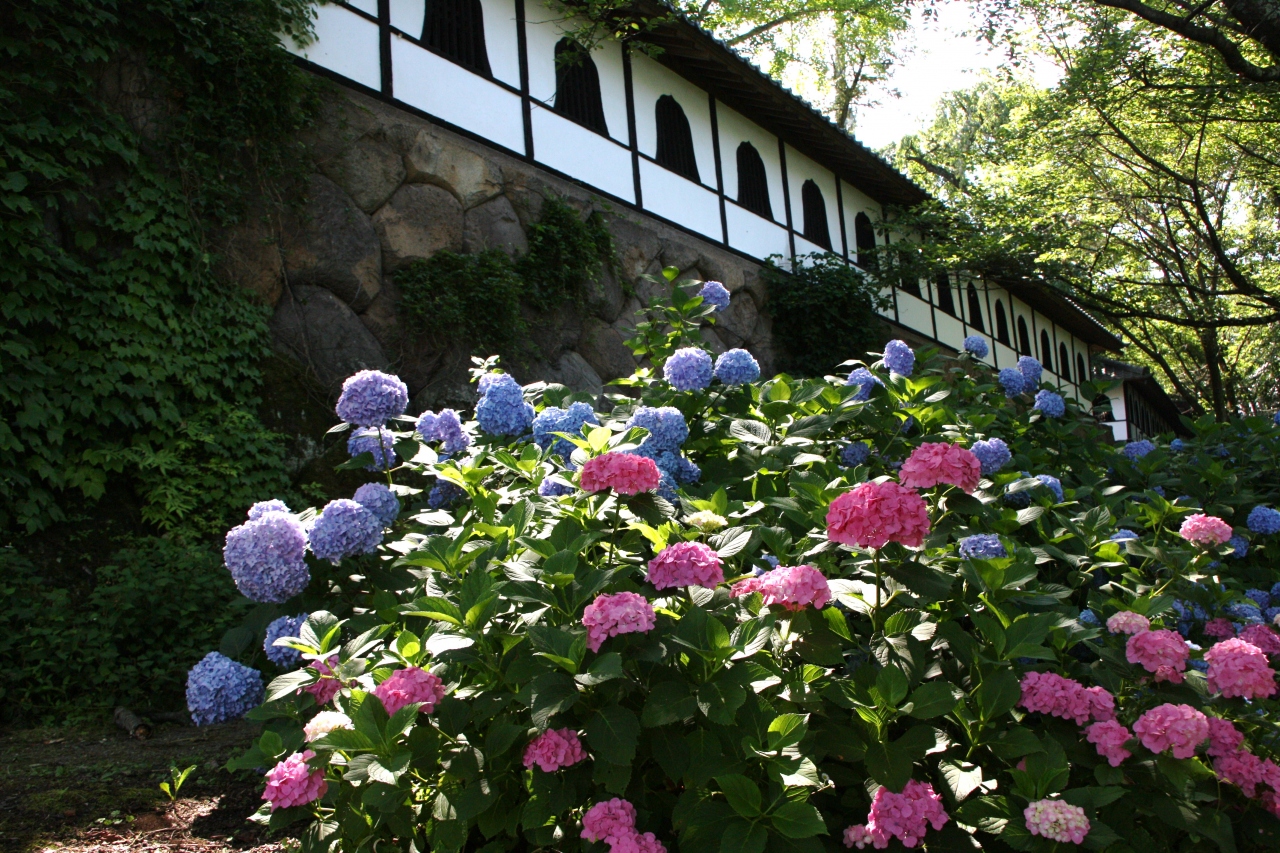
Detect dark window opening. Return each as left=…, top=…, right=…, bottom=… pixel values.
left=1016, top=316, right=1031, bottom=356
left=995, top=300, right=1010, bottom=345
left=1059, top=343, right=1071, bottom=379
left=422, top=0, right=491, bottom=76
left=1040, top=330, right=1053, bottom=367
left=1077, top=353, right=1088, bottom=385
left=1093, top=393, right=1114, bottom=422
left=935, top=273, right=956, bottom=316
left=900, top=278, right=922, bottom=298
left=553, top=39, right=607, bottom=134
left=800, top=180, right=832, bottom=250
left=854, top=212, right=877, bottom=270
left=655, top=95, right=699, bottom=182
left=966, top=283, right=986, bottom=333
left=735, top=142, right=772, bottom=219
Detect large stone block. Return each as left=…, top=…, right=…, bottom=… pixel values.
left=608, top=217, right=662, bottom=282
left=404, top=130, right=503, bottom=208
left=544, top=351, right=603, bottom=397
left=271, top=285, right=388, bottom=392
left=212, top=211, right=283, bottom=306
left=714, top=291, right=761, bottom=349
left=578, top=318, right=636, bottom=382
left=283, top=174, right=382, bottom=311
left=522, top=299, right=583, bottom=363
left=585, top=264, right=626, bottom=323
left=372, top=183, right=464, bottom=272
left=463, top=195, right=527, bottom=256
left=319, top=135, right=406, bottom=214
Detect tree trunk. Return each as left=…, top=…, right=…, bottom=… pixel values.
left=1199, top=326, right=1229, bottom=421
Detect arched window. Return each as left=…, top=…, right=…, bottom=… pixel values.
left=966, top=284, right=986, bottom=333
left=735, top=142, right=772, bottom=219
left=800, top=180, right=832, bottom=250
left=1076, top=353, right=1088, bottom=385
left=1059, top=343, right=1071, bottom=379
left=995, top=300, right=1010, bottom=345
left=655, top=95, right=699, bottom=182
left=853, top=212, right=876, bottom=270
left=935, top=272, right=956, bottom=316
left=900, top=278, right=922, bottom=298
left=1016, top=316, right=1031, bottom=356
left=422, top=0, right=491, bottom=76
left=553, top=39, right=607, bottom=134
left=1040, top=330, right=1053, bottom=367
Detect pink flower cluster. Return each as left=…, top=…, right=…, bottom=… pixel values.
left=827, top=481, right=931, bottom=550
left=523, top=728, right=587, bottom=772
left=1206, top=717, right=1280, bottom=809
left=581, top=799, right=665, bottom=853
left=262, top=750, right=327, bottom=811
left=1018, top=671, right=1116, bottom=725
left=1133, top=703, right=1208, bottom=759
left=1239, top=624, right=1280, bottom=657
left=373, top=666, right=447, bottom=715
left=1179, top=513, right=1233, bottom=546
left=302, top=656, right=342, bottom=706
left=1125, top=629, right=1190, bottom=683
left=582, top=592, right=656, bottom=652
left=646, top=541, right=724, bottom=590
left=1106, top=611, right=1150, bottom=635
left=898, top=443, right=982, bottom=493
left=1085, top=720, right=1133, bottom=767
left=842, top=781, right=949, bottom=849
left=1024, top=799, right=1089, bottom=844
left=1205, top=618, right=1236, bottom=640
left=731, top=564, right=831, bottom=611
left=1204, top=638, right=1278, bottom=699
left=580, top=452, right=661, bottom=495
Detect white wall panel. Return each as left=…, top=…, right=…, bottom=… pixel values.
left=785, top=146, right=840, bottom=254
left=631, top=54, right=715, bottom=189
left=390, top=0, right=424, bottom=35
left=726, top=203, right=790, bottom=261
left=392, top=36, right=525, bottom=152
left=934, top=313, right=964, bottom=350
left=716, top=102, right=783, bottom=224
left=524, top=11, right=628, bottom=144
left=793, top=235, right=829, bottom=258
left=531, top=107, right=634, bottom=202
left=994, top=342, right=1019, bottom=372
left=896, top=292, right=932, bottom=338
left=638, top=159, right=721, bottom=242
left=479, top=0, right=521, bottom=86
left=347, top=0, right=378, bottom=16
left=286, top=4, right=382, bottom=92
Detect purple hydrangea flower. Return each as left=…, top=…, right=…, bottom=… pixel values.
left=309, top=499, right=383, bottom=564
left=416, top=409, right=471, bottom=455
left=971, top=438, right=1011, bottom=476
left=998, top=367, right=1025, bottom=397
left=336, top=370, right=408, bottom=427
left=1122, top=440, right=1155, bottom=460
left=264, top=613, right=309, bottom=668
left=247, top=499, right=290, bottom=521
left=841, top=441, right=871, bottom=467
left=664, top=347, right=714, bottom=391
left=1033, top=390, right=1065, bottom=418
left=883, top=339, right=915, bottom=376
left=428, top=481, right=468, bottom=509
left=1110, top=529, right=1140, bottom=542
left=714, top=349, right=760, bottom=385
left=698, top=280, right=731, bottom=312
left=348, top=427, right=398, bottom=471
left=533, top=402, right=599, bottom=459
left=223, top=511, right=310, bottom=603
left=958, top=534, right=1007, bottom=560
left=627, top=406, right=688, bottom=450
left=538, top=478, right=576, bottom=497
left=1017, top=356, right=1043, bottom=387
left=963, top=335, right=989, bottom=359
left=845, top=367, right=883, bottom=401
left=1247, top=505, right=1280, bottom=535
left=1036, top=474, right=1065, bottom=503
left=476, top=374, right=535, bottom=437
left=353, top=482, right=400, bottom=527
left=186, top=652, right=264, bottom=726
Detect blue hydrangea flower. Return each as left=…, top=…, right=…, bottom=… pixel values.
left=1122, top=440, right=1155, bottom=460
left=653, top=471, right=679, bottom=503
left=664, top=347, right=714, bottom=391
left=846, top=367, right=883, bottom=401
left=416, top=409, right=471, bottom=455
left=533, top=402, right=599, bottom=459
left=963, top=335, right=989, bottom=359
left=1003, top=486, right=1031, bottom=508
left=309, top=499, right=383, bottom=564
left=698, top=280, right=731, bottom=312
left=753, top=555, right=781, bottom=576
left=264, top=613, right=308, bottom=668
left=186, top=652, right=264, bottom=726
left=1079, top=610, right=1100, bottom=627
left=1265, top=606, right=1280, bottom=624
left=247, top=499, right=290, bottom=521
left=841, top=441, right=871, bottom=467
left=883, top=340, right=915, bottom=376
left=1244, top=588, right=1270, bottom=609
left=1033, top=390, right=1065, bottom=418
left=1229, top=535, right=1250, bottom=560
left=627, top=407, right=688, bottom=450
left=998, top=368, right=1024, bottom=397
left=476, top=374, right=535, bottom=437
left=1189, top=659, right=1209, bottom=673
left=1226, top=602, right=1264, bottom=624
left=1247, top=505, right=1280, bottom=535
left=1275, top=412, right=1280, bottom=426
left=714, top=349, right=760, bottom=385
left=428, top=481, right=468, bottom=509
left=1110, top=529, right=1140, bottom=542
left=353, top=482, right=400, bottom=528
left=635, top=444, right=700, bottom=485
left=1036, top=474, right=1064, bottom=503
left=1214, top=444, right=1230, bottom=458
left=971, top=438, right=1011, bottom=476
left=1017, top=356, right=1042, bottom=387
left=958, top=534, right=1007, bottom=560
left=348, top=427, right=398, bottom=471
left=1151, top=486, right=1165, bottom=497
left=538, top=478, right=575, bottom=497
left=223, top=512, right=309, bottom=603
left=1271, top=581, right=1280, bottom=600
left=1170, top=438, right=1186, bottom=452
left=335, top=370, right=408, bottom=427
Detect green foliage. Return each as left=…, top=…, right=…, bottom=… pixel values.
left=764, top=252, right=891, bottom=376
left=517, top=195, right=617, bottom=310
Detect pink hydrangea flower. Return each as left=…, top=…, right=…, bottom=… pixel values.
left=855, top=780, right=949, bottom=849
left=581, top=798, right=637, bottom=844
left=1085, top=720, right=1132, bottom=767
left=303, top=711, right=353, bottom=742
left=580, top=452, right=661, bottom=495
left=898, top=443, right=982, bottom=494
left=1126, top=629, right=1189, bottom=683
left=523, top=727, right=587, bottom=772
left=827, top=481, right=931, bottom=550
left=843, top=824, right=874, bottom=849
left=731, top=564, right=830, bottom=611
left=373, top=666, right=447, bottom=715
left=582, top=592, right=656, bottom=652
left=611, top=832, right=667, bottom=853
left=1207, top=717, right=1245, bottom=757
left=1179, top=513, right=1233, bottom=546
left=301, top=656, right=342, bottom=706
left=1204, top=618, right=1237, bottom=640
left=1024, top=799, right=1089, bottom=844
left=1133, top=703, right=1209, bottom=759
left=1106, top=611, right=1150, bottom=635
left=1204, top=638, right=1278, bottom=699
left=262, top=750, right=327, bottom=811
left=647, top=541, right=724, bottom=590
left=1018, top=671, right=1115, bottom=725
left=1239, top=624, right=1280, bottom=657
left=1214, top=749, right=1269, bottom=797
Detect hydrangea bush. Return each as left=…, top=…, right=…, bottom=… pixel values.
left=201, top=275, right=1280, bottom=852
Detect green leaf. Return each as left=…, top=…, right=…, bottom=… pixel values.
left=973, top=670, right=1020, bottom=721
left=874, top=666, right=909, bottom=708
left=716, top=774, right=763, bottom=817
left=698, top=673, right=747, bottom=725
left=766, top=714, right=809, bottom=751
left=721, top=820, right=768, bottom=853
left=265, top=670, right=318, bottom=702
left=585, top=704, right=640, bottom=765
left=575, top=652, right=625, bottom=686
left=643, top=681, right=698, bottom=727
left=904, top=682, right=962, bottom=719
left=770, top=800, right=827, bottom=839
left=529, top=672, right=578, bottom=728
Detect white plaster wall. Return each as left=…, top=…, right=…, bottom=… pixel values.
left=286, top=4, right=382, bottom=92
left=348, top=0, right=378, bottom=16
left=716, top=101, right=783, bottom=224
left=935, top=312, right=964, bottom=350
left=631, top=54, right=715, bottom=189
left=897, top=292, right=932, bottom=338
left=523, top=11, right=628, bottom=144
left=793, top=234, right=829, bottom=258
left=725, top=204, right=790, bottom=262
left=784, top=146, right=839, bottom=253
left=531, top=106, right=634, bottom=201
left=1104, top=386, right=1128, bottom=441
left=638, top=159, right=721, bottom=242
left=994, top=341, right=1019, bottom=372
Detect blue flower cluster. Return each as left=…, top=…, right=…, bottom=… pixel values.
left=533, top=402, right=599, bottom=460
left=348, top=427, right=398, bottom=471
left=248, top=499, right=290, bottom=520
left=309, top=499, right=383, bottom=564
left=1008, top=474, right=1064, bottom=507
left=883, top=339, right=915, bottom=376
left=1079, top=609, right=1101, bottom=627
left=428, top=481, right=468, bottom=509
left=963, top=335, right=989, bottom=359
left=1225, top=602, right=1264, bottom=624
left=841, top=441, right=871, bottom=468
left=998, top=368, right=1024, bottom=397
left=1033, top=390, right=1065, bottom=418
left=416, top=408, right=471, bottom=455
left=335, top=370, right=408, bottom=427
left=958, top=534, right=1007, bottom=560
left=353, top=482, right=400, bottom=527
left=698, top=280, right=731, bottom=312
left=1275, top=412, right=1280, bottom=426
left=664, top=347, right=713, bottom=391
left=628, top=406, right=698, bottom=500
left=1110, top=529, right=1140, bottom=542
left=1246, top=588, right=1270, bottom=609
left=1122, top=440, right=1155, bottom=460
left=714, top=349, right=760, bottom=385
left=264, top=613, right=308, bottom=668
left=1017, top=356, right=1042, bottom=387
left=538, top=478, right=575, bottom=497
left=223, top=511, right=310, bottom=603
left=971, top=437, right=1011, bottom=476
left=845, top=367, right=883, bottom=401
left=476, top=373, right=535, bottom=436
left=1228, top=534, right=1249, bottom=559
left=1037, top=474, right=1065, bottom=502
left=186, top=652, right=264, bottom=726
left=1170, top=438, right=1186, bottom=452
left=1247, top=505, right=1280, bottom=535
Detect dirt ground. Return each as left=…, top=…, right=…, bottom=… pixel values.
left=0, top=720, right=296, bottom=853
